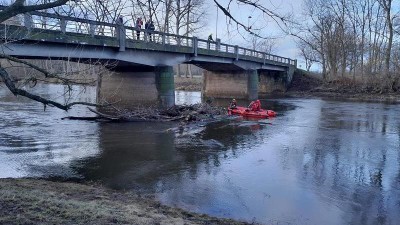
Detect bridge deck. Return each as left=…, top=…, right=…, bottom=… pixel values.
left=0, top=7, right=296, bottom=71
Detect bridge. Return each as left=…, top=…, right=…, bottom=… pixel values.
left=0, top=9, right=297, bottom=108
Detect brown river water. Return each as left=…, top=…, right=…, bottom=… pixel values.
left=1, top=84, right=400, bottom=225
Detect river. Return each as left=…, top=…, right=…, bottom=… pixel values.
left=1, top=84, right=400, bottom=225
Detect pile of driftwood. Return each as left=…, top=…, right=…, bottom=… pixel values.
left=65, top=103, right=226, bottom=123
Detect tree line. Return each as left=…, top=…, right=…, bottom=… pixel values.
left=296, top=0, right=400, bottom=92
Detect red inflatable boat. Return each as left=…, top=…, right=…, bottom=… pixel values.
left=228, top=106, right=277, bottom=119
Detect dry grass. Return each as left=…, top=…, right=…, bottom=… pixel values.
left=175, top=76, right=203, bottom=91
left=287, top=70, right=400, bottom=103
left=0, top=178, right=254, bottom=225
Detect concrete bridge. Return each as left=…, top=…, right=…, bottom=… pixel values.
left=0, top=8, right=296, bottom=108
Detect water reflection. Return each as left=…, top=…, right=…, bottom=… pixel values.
left=0, top=84, right=99, bottom=178
left=69, top=118, right=270, bottom=191
left=175, top=91, right=201, bottom=105
left=1, top=84, right=400, bottom=224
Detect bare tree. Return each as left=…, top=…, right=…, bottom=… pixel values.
left=297, top=39, right=317, bottom=72
left=246, top=32, right=276, bottom=54
left=378, top=0, right=394, bottom=80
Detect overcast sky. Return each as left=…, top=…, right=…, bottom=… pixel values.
left=204, top=0, right=305, bottom=67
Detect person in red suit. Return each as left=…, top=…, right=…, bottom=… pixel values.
left=248, top=99, right=261, bottom=111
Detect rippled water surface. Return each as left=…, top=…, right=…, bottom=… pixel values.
left=1, top=84, right=400, bottom=225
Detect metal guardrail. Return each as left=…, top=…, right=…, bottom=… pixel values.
left=1, top=6, right=297, bottom=66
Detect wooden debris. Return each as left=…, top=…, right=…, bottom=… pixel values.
left=63, top=103, right=226, bottom=123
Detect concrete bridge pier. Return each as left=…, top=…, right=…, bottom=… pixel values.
left=97, top=66, right=175, bottom=110
left=202, top=70, right=259, bottom=100
left=258, top=67, right=295, bottom=95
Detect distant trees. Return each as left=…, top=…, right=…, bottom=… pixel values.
left=0, top=0, right=106, bottom=111
left=247, top=32, right=276, bottom=54
left=296, top=0, right=400, bottom=91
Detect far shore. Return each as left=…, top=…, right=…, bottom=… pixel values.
left=285, top=90, right=400, bottom=103
left=174, top=74, right=400, bottom=103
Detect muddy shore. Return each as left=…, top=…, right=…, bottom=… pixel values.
left=0, top=178, right=255, bottom=225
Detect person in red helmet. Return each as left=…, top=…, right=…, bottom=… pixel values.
left=248, top=99, right=261, bottom=111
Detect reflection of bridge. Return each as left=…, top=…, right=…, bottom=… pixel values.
left=1, top=9, right=296, bottom=108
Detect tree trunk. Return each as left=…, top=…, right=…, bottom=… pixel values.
left=177, top=64, right=181, bottom=78
left=382, top=0, right=393, bottom=79
left=185, top=0, right=192, bottom=79
left=188, top=64, right=193, bottom=78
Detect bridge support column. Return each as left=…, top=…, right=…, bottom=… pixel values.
left=248, top=70, right=259, bottom=100
left=202, top=70, right=258, bottom=100
left=155, top=66, right=175, bottom=108
left=97, top=66, right=175, bottom=110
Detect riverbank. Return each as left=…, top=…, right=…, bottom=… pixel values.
left=175, top=76, right=203, bottom=91
left=0, top=178, right=254, bottom=225
left=173, top=71, right=400, bottom=103
left=286, top=70, right=400, bottom=103
left=286, top=90, right=400, bottom=103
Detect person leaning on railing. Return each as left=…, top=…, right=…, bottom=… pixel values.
left=208, top=34, right=213, bottom=41
left=207, top=33, right=213, bottom=49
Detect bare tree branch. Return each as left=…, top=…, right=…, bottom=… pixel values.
left=0, top=66, right=106, bottom=111
left=0, top=0, right=70, bottom=23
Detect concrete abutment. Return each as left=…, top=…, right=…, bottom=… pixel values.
left=258, top=67, right=296, bottom=95
left=202, top=70, right=259, bottom=100
left=97, top=66, right=175, bottom=110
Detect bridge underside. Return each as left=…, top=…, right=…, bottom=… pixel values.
left=1, top=41, right=295, bottom=108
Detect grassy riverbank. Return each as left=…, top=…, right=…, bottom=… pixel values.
left=175, top=76, right=203, bottom=91
left=287, top=70, right=400, bottom=103
left=173, top=72, right=400, bottom=103
left=0, top=178, right=253, bottom=225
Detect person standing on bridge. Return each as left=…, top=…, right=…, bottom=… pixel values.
left=118, top=16, right=124, bottom=24
left=149, top=20, right=155, bottom=41
left=208, top=33, right=213, bottom=41
left=207, top=33, right=213, bottom=49
left=144, top=20, right=150, bottom=41
left=135, top=17, right=143, bottom=40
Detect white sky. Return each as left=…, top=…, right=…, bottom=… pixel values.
left=204, top=0, right=304, bottom=66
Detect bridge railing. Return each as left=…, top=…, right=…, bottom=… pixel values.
left=124, top=27, right=193, bottom=48
left=0, top=6, right=296, bottom=67
left=15, top=9, right=117, bottom=37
